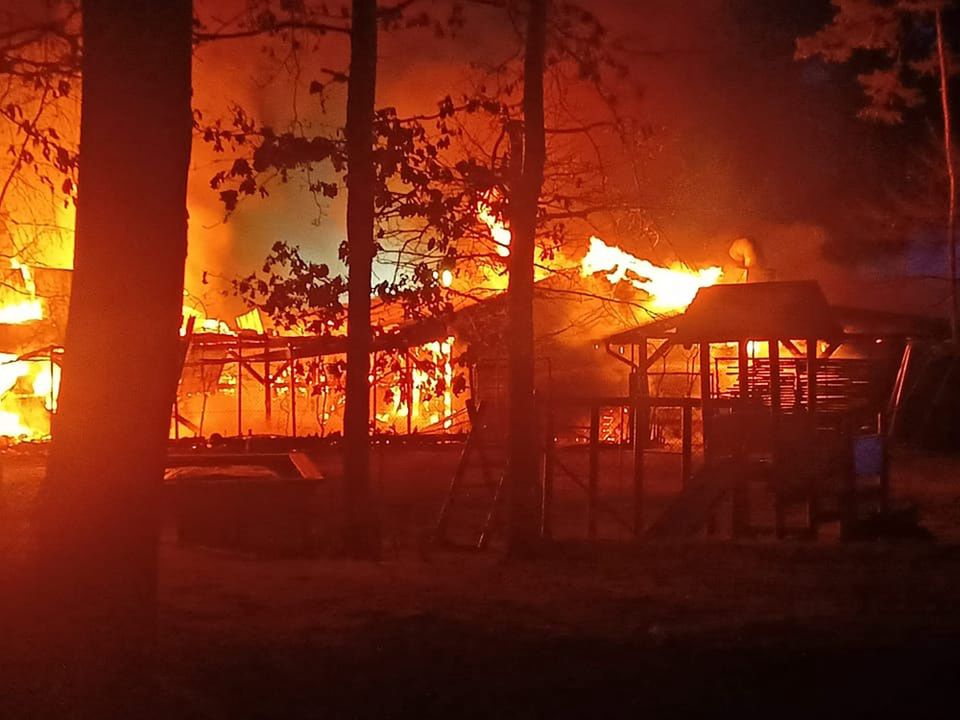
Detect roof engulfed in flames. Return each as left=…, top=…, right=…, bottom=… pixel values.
left=580, top=236, right=723, bottom=313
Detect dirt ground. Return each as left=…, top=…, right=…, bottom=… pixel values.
left=2, top=444, right=960, bottom=718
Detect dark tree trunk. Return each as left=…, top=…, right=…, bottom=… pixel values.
left=506, top=0, right=548, bottom=555
left=936, top=8, right=958, bottom=346
left=342, top=0, right=381, bottom=558
left=34, top=0, right=192, bottom=707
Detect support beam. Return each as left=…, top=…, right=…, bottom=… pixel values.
left=236, top=335, right=243, bottom=437
left=738, top=340, right=750, bottom=400
left=806, top=338, right=820, bottom=538
left=406, top=349, right=413, bottom=436
left=263, top=352, right=272, bottom=421
left=699, top=342, right=712, bottom=464
left=782, top=339, right=804, bottom=358
left=541, top=399, right=555, bottom=540
left=733, top=340, right=750, bottom=537
left=681, top=404, right=692, bottom=488
left=288, top=343, right=297, bottom=438
left=588, top=404, right=600, bottom=541
left=770, top=339, right=785, bottom=538
left=632, top=338, right=648, bottom=536
left=641, top=338, right=673, bottom=372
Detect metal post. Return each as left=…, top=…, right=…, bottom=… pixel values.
left=588, top=404, right=600, bottom=541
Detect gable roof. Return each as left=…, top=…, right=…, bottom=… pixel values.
left=607, top=281, right=844, bottom=344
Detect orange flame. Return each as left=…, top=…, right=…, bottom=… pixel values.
left=581, top=236, right=722, bottom=312
left=0, top=260, right=43, bottom=324
left=477, top=199, right=511, bottom=258
left=374, top=336, right=457, bottom=432
left=0, top=259, right=64, bottom=439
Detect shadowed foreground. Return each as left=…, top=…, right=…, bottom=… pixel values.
left=2, top=451, right=960, bottom=717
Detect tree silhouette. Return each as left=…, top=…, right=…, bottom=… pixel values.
left=35, top=0, right=193, bottom=708
left=0, top=4, right=79, bottom=266
left=201, top=0, right=646, bottom=553
left=797, top=0, right=959, bottom=341
left=506, top=0, right=547, bottom=554
left=343, top=0, right=381, bottom=559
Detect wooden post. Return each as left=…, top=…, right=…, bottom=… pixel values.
left=173, top=394, right=180, bottom=440
left=681, top=404, right=692, bottom=488
left=236, top=334, right=243, bottom=437
left=770, top=339, right=785, bottom=538
left=738, top=340, right=750, bottom=400
left=405, top=349, right=413, bottom=436
left=699, top=342, right=712, bottom=463
left=48, top=349, right=56, bottom=419
left=263, top=344, right=272, bottom=422
left=288, top=343, right=297, bottom=438
left=840, top=416, right=856, bottom=541
left=371, top=352, right=377, bottom=433
left=588, top=404, right=599, bottom=541
left=733, top=339, right=750, bottom=537
left=632, top=339, right=648, bottom=536
left=807, top=338, right=820, bottom=538
left=541, top=398, right=555, bottom=540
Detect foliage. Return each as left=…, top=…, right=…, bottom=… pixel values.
left=0, top=3, right=80, bottom=263
left=201, top=0, right=649, bottom=342
left=796, top=0, right=950, bottom=124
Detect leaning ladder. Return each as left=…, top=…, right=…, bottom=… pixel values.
left=434, top=400, right=507, bottom=550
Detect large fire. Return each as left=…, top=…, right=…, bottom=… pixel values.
left=0, top=258, right=62, bottom=440
left=477, top=199, right=511, bottom=258
left=0, top=209, right=726, bottom=442
left=581, top=236, right=723, bottom=312
left=0, top=260, right=43, bottom=324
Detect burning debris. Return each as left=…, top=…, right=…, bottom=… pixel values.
left=580, top=236, right=723, bottom=313
left=0, top=260, right=43, bottom=325
left=0, top=221, right=753, bottom=445
left=0, top=258, right=65, bottom=440
left=477, top=198, right=512, bottom=259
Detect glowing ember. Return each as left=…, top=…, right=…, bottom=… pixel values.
left=581, top=236, right=723, bottom=312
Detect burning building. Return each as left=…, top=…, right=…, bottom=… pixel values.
left=0, top=260, right=69, bottom=441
